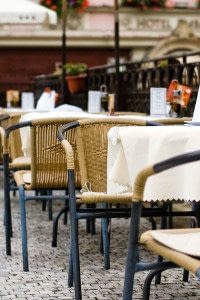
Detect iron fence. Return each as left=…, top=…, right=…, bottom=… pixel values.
left=34, top=50, right=200, bottom=116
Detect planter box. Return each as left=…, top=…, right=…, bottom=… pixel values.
left=66, top=74, right=86, bottom=94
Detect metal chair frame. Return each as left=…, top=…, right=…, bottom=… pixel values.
left=123, top=150, right=200, bottom=300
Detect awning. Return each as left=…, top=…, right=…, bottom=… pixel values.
left=0, top=0, right=57, bottom=25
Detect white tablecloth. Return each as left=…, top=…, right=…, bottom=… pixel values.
left=107, top=126, right=200, bottom=202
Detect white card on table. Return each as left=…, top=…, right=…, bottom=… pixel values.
left=88, top=91, right=101, bottom=113
left=192, top=86, right=200, bottom=122
left=21, top=92, right=35, bottom=110
left=150, top=87, right=167, bottom=116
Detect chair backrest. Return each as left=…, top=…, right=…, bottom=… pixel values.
left=29, top=117, right=81, bottom=189
left=75, top=118, right=151, bottom=193
left=1, top=112, right=28, bottom=160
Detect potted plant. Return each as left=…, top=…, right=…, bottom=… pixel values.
left=64, top=62, right=88, bottom=94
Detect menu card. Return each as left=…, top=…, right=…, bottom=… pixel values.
left=88, top=90, right=101, bottom=113
left=150, top=87, right=167, bottom=116
left=21, top=92, right=35, bottom=110
left=192, top=86, right=200, bottom=122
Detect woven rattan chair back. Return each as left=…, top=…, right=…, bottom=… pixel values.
left=29, top=117, right=80, bottom=189
left=2, top=112, right=27, bottom=160
left=75, top=118, right=150, bottom=193
left=0, top=114, right=10, bottom=162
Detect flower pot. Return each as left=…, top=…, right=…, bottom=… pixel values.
left=66, top=73, right=86, bottom=94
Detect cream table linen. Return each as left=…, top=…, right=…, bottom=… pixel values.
left=107, top=126, right=200, bottom=202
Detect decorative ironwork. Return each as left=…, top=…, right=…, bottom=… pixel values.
left=87, top=50, right=200, bottom=116
left=34, top=50, right=200, bottom=116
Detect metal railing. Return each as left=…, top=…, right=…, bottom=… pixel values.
left=87, top=50, right=200, bottom=116
left=34, top=50, right=200, bottom=116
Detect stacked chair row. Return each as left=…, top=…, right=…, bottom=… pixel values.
left=1, top=114, right=200, bottom=300
left=57, top=117, right=200, bottom=299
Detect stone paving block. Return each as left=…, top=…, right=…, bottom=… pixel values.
left=0, top=187, right=199, bottom=299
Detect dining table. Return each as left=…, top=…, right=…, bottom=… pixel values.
left=107, top=125, right=200, bottom=203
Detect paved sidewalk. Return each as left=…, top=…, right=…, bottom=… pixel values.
left=0, top=184, right=200, bottom=299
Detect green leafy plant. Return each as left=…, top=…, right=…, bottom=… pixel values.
left=64, top=62, right=88, bottom=76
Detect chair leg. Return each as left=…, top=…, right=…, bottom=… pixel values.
left=52, top=206, right=68, bottom=247
left=4, top=188, right=12, bottom=255
left=101, top=204, right=110, bottom=270
left=3, top=155, right=12, bottom=255
left=86, top=204, right=96, bottom=234
left=123, top=203, right=142, bottom=300
left=155, top=203, right=168, bottom=285
left=46, top=190, right=53, bottom=221
left=183, top=269, right=189, bottom=282
left=68, top=240, right=73, bottom=287
left=42, top=201, right=46, bottom=211
left=39, top=190, right=47, bottom=211
left=47, top=199, right=53, bottom=221
left=70, top=216, right=81, bottom=299
left=143, top=269, right=163, bottom=300
left=40, top=190, right=53, bottom=220
left=154, top=256, right=163, bottom=284
left=101, top=218, right=110, bottom=269
left=63, top=191, right=69, bottom=225
left=18, top=185, right=29, bottom=272
left=68, top=170, right=82, bottom=300
left=192, top=202, right=200, bottom=227
left=168, top=202, right=173, bottom=228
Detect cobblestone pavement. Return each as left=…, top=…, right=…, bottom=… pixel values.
left=0, top=183, right=200, bottom=300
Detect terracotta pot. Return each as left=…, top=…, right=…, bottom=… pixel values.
left=66, top=73, right=86, bottom=94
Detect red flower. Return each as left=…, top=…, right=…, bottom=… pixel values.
left=40, top=0, right=89, bottom=15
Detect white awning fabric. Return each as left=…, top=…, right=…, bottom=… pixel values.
left=0, top=0, right=57, bottom=25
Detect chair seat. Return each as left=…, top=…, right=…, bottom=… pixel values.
left=140, top=229, right=200, bottom=275
left=14, top=169, right=80, bottom=190
left=150, top=229, right=200, bottom=257
left=10, top=156, right=31, bottom=170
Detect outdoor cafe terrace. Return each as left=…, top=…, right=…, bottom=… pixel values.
left=0, top=110, right=200, bottom=299
left=2, top=32, right=200, bottom=300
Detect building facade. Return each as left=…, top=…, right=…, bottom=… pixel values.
left=0, top=0, right=199, bottom=104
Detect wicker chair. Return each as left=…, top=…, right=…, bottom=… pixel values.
left=123, top=150, right=200, bottom=300
left=58, top=117, right=164, bottom=300
left=4, top=117, right=81, bottom=271
left=0, top=112, right=27, bottom=167
left=0, top=114, right=10, bottom=168
left=1, top=112, right=32, bottom=256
